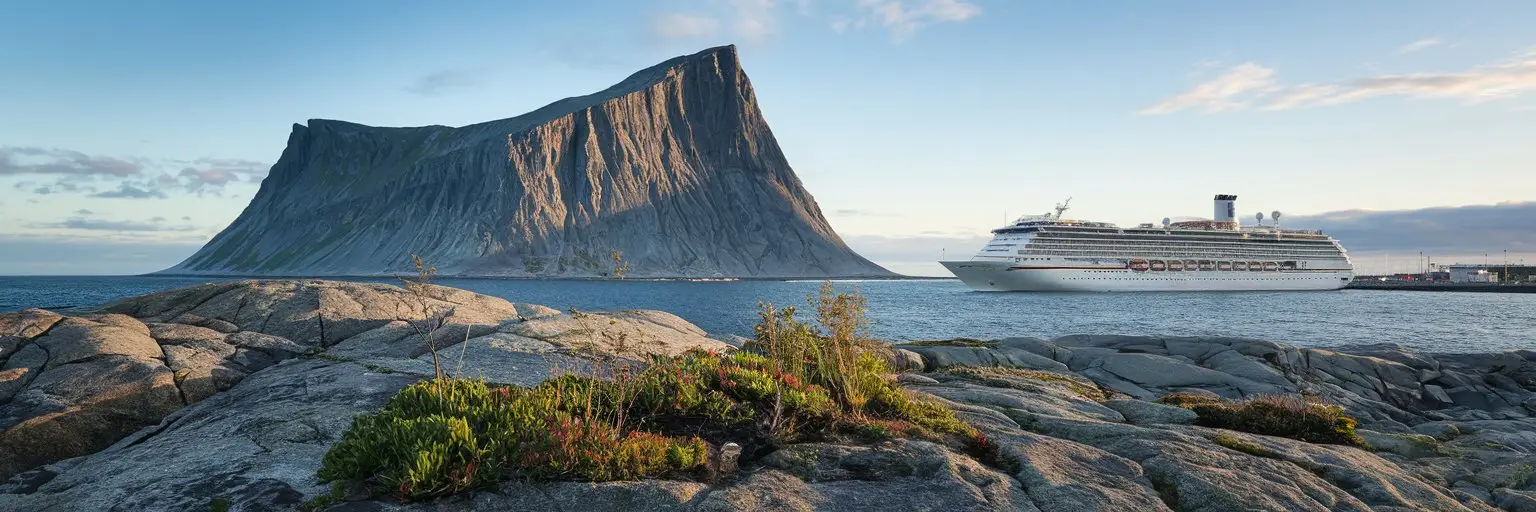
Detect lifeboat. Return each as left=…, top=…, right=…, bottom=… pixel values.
left=1262, top=262, right=1279, bottom=271
left=1149, top=260, right=1167, bottom=271
left=1280, top=261, right=1298, bottom=270
left=1249, top=261, right=1263, bottom=272
left=1184, top=260, right=1199, bottom=271
left=1232, top=261, right=1247, bottom=271
left=1168, top=260, right=1184, bottom=271
left=1199, top=260, right=1215, bottom=271
left=1129, top=259, right=1150, bottom=272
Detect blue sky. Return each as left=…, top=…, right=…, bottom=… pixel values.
left=1, top=0, right=1533, bottom=276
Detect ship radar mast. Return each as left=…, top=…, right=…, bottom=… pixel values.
left=1053, top=197, right=1072, bottom=219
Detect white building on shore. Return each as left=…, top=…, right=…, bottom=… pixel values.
left=1448, top=265, right=1500, bottom=283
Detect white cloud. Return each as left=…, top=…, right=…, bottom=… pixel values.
left=1142, top=48, right=1536, bottom=114
left=650, top=13, right=721, bottom=40
left=1139, top=62, right=1277, bottom=115
left=731, top=0, right=779, bottom=43
left=855, top=0, right=981, bottom=41
left=1397, top=38, right=1443, bottom=55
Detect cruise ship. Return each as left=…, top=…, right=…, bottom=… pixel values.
left=940, top=195, right=1354, bottom=292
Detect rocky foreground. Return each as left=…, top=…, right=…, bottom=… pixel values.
left=2, top=280, right=1534, bottom=511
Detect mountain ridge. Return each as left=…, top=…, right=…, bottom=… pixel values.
left=162, top=45, right=893, bottom=278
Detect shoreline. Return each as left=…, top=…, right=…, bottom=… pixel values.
left=1346, top=281, right=1536, bottom=293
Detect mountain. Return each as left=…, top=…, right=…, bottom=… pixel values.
left=161, top=45, right=892, bottom=278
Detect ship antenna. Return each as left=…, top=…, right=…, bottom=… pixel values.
left=1054, top=197, right=1072, bottom=219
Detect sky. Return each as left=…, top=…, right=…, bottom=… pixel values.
left=1, top=0, right=1533, bottom=276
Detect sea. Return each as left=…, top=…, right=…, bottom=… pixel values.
left=2, top=276, right=1533, bottom=353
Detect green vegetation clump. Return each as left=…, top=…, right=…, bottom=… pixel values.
left=903, top=338, right=998, bottom=348
left=1155, top=392, right=1221, bottom=408
left=1212, top=432, right=1282, bottom=459
left=317, top=282, right=988, bottom=502
left=940, top=366, right=1107, bottom=402
left=1160, top=393, right=1366, bottom=448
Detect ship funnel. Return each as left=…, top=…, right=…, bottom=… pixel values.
left=1213, top=194, right=1238, bottom=225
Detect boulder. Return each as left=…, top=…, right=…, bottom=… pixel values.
left=901, top=344, right=1070, bottom=373
left=501, top=310, right=731, bottom=358
left=1103, top=399, right=1198, bottom=425
left=0, top=309, right=63, bottom=339
left=98, top=280, right=536, bottom=348
left=0, top=355, right=182, bottom=480
left=0, top=359, right=420, bottom=511
left=34, top=316, right=163, bottom=369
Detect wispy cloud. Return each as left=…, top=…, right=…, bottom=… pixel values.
left=1397, top=38, right=1443, bottom=55
left=1292, top=201, right=1536, bottom=253
left=28, top=217, right=198, bottom=233
left=91, top=183, right=169, bottom=199
left=1142, top=48, right=1536, bottom=114
left=731, top=0, right=779, bottom=43
left=403, top=69, right=481, bottom=97
left=651, top=0, right=978, bottom=44
left=73, top=209, right=94, bottom=215
left=650, top=13, right=721, bottom=40
left=854, top=0, right=981, bottom=41
left=1139, top=62, right=1277, bottom=115
left=0, top=146, right=142, bottom=177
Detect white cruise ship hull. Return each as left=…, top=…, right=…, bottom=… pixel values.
left=941, top=260, right=1353, bottom=292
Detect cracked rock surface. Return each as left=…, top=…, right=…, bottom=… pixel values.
left=0, top=279, right=728, bottom=485
left=3, top=280, right=1534, bottom=511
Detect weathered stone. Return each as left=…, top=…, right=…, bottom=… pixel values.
left=35, top=317, right=162, bottom=369
left=147, top=322, right=226, bottom=345
left=0, top=355, right=182, bottom=480
left=897, top=373, right=939, bottom=385
left=1494, top=488, right=1536, bottom=512
left=0, top=345, right=47, bottom=402
left=902, top=344, right=1070, bottom=373
left=0, top=359, right=420, bottom=511
left=0, top=336, right=24, bottom=364
left=503, top=310, right=731, bottom=358
left=170, top=313, right=239, bottom=333
left=716, top=440, right=1030, bottom=511
left=1358, top=429, right=1443, bottom=459
left=0, top=309, right=63, bottom=339
left=1104, top=399, right=1198, bottom=425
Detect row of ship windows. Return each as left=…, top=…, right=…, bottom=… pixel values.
left=1025, top=242, right=1341, bottom=253
left=1065, top=276, right=1335, bottom=281
left=1021, top=250, right=1347, bottom=260
left=1031, top=236, right=1338, bottom=247
left=987, top=243, right=1340, bottom=253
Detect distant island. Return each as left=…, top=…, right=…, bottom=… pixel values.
left=157, top=45, right=892, bottom=279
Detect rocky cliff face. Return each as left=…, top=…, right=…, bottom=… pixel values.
left=162, top=45, right=890, bottom=278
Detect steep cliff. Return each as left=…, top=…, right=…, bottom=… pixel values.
left=161, top=45, right=891, bottom=278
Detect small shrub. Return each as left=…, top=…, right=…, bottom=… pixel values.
left=210, top=497, right=231, bottom=512
left=1165, top=394, right=1366, bottom=448
left=1213, top=432, right=1281, bottom=459
left=319, top=282, right=984, bottom=502
left=1155, top=392, right=1221, bottom=408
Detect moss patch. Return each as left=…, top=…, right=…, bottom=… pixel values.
left=939, top=366, right=1107, bottom=402
left=1161, top=393, right=1366, bottom=448
left=1213, top=433, right=1282, bottom=459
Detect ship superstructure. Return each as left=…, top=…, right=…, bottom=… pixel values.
left=940, top=195, right=1354, bottom=292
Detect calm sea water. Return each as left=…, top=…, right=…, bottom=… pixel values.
left=2, top=276, right=1532, bottom=353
